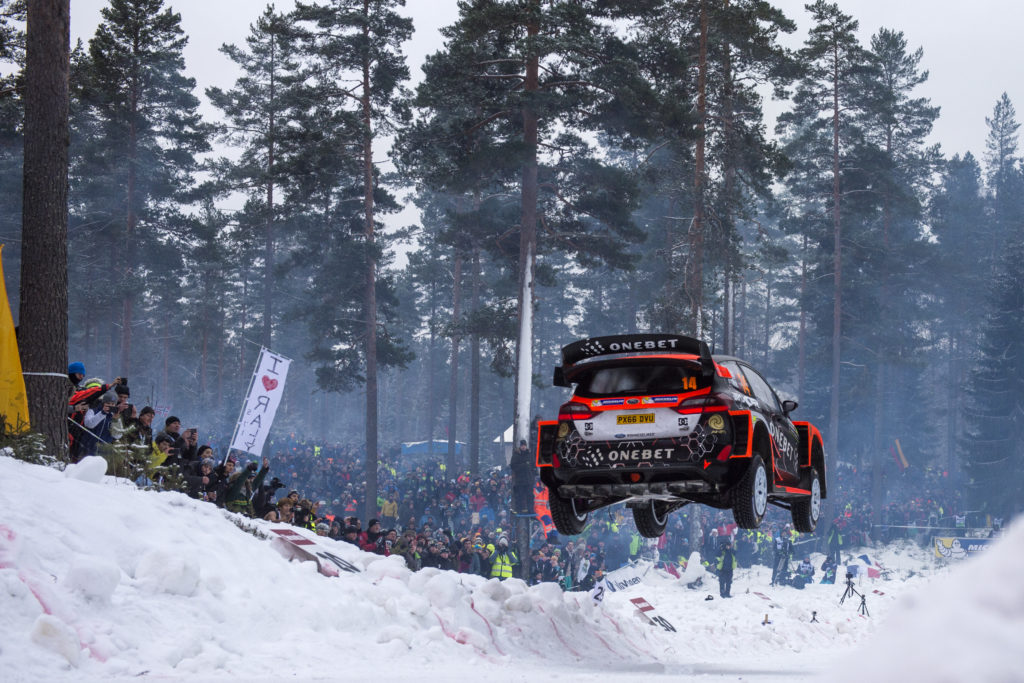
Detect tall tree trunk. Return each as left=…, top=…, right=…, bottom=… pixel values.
left=121, top=55, right=139, bottom=376
left=763, top=270, right=771, bottom=366
left=870, top=361, right=885, bottom=539
left=426, top=297, right=437, bottom=443
left=200, top=325, right=208, bottom=400
left=470, top=246, right=481, bottom=475
left=513, top=5, right=540, bottom=584
left=687, top=0, right=709, bottom=336
left=828, top=40, right=843, bottom=462
left=720, top=0, right=735, bottom=355
left=263, top=38, right=276, bottom=348
left=19, top=0, right=70, bottom=456
left=738, top=275, right=747, bottom=357
left=798, top=235, right=808, bottom=403
left=361, top=2, right=379, bottom=524
left=447, top=251, right=463, bottom=476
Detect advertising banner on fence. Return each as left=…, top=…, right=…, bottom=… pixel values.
left=230, top=348, right=290, bottom=457
left=933, top=536, right=992, bottom=560
left=602, top=560, right=653, bottom=593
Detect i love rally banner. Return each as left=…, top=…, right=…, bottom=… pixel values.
left=230, top=348, right=290, bottom=457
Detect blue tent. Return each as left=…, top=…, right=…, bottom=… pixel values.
left=401, top=440, right=464, bottom=456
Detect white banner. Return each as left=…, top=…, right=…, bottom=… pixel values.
left=602, top=560, right=652, bottom=593
left=230, top=348, right=290, bottom=457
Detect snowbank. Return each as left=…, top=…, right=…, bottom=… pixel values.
left=0, top=455, right=1015, bottom=681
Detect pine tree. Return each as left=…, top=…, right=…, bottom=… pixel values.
left=0, top=0, right=25, bottom=304
left=983, top=94, right=1024, bottom=250
left=638, top=0, right=797, bottom=341
left=856, top=27, right=940, bottom=531
left=207, top=7, right=303, bottom=349
left=960, top=238, right=1024, bottom=517
left=72, top=0, right=210, bottom=378
left=929, top=153, right=988, bottom=476
left=291, top=0, right=414, bottom=522
left=18, top=0, right=69, bottom=455
left=776, top=0, right=869, bottom=461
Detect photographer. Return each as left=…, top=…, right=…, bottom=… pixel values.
left=791, top=555, right=815, bottom=589
left=253, top=476, right=286, bottom=518
left=184, top=457, right=219, bottom=501
left=292, top=498, right=315, bottom=529
left=79, top=389, right=120, bottom=457
left=224, top=457, right=270, bottom=516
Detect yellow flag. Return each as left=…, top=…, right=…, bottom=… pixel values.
left=0, top=244, right=30, bottom=432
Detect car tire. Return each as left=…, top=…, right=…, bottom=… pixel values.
left=732, top=454, right=768, bottom=529
left=791, top=467, right=822, bottom=533
left=633, top=500, right=669, bottom=538
left=549, top=488, right=588, bottom=536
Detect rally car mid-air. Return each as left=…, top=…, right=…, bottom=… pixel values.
left=535, top=333, right=826, bottom=538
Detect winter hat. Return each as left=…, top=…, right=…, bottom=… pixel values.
left=201, top=458, right=214, bottom=468
left=368, top=519, right=380, bottom=528
left=155, top=433, right=174, bottom=446
left=115, top=384, right=130, bottom=397
left=165, top=416, right=181, bottom=427
left=100, top=390, right=118, bottom=404
left=139, top=406, right=155, bottom=418
left=68, top=361, right=85, bottom=376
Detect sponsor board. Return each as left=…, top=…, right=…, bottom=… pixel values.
left=270, top=527, right=361, bottom=576
left=933, top=536, right=992, bottom=560
left=602, top=560, right=652, bottom=592
left=630, top=596, right=677, bottom=632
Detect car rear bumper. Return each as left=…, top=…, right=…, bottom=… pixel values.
left=555, top=480, right=715, bottom=498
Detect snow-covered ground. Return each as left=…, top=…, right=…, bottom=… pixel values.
left=0, top=454, right=1018, bottom=682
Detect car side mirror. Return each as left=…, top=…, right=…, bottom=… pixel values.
left=782, top=399, right=798, bottom=415
left=553, top=366, right=570, bottom=388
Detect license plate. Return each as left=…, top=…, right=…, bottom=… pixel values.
left=616, top=413, right=655, bottom=425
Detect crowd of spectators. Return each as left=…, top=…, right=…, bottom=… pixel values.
left=62, top=362, right=1005, bottom=590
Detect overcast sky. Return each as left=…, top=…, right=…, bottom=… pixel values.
left=70, top=0, right=1022, bottom=163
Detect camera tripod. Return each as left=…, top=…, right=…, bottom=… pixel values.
left=839, top=574, right=869, bottom=616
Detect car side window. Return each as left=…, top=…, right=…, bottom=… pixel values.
left=738, top=365, right=782, bottom=413
left=721, top=361, right=751, bottom=396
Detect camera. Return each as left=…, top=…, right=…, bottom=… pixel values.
left=846, top=572, right=853, bottom=580
left=246, top=461, right=259, bottom=472
left=269, top=477, right=284, bottom=490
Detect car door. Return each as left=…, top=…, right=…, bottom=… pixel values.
left=736, top=364, right=800, bottom=483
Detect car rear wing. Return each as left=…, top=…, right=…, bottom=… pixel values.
left=553, top=333, right=714, bottom=387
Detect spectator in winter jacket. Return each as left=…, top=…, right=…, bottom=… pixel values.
left=225, top=457, right=270, bottom=516
left=716, top=539, right=737, bottom=598
left=211, top=458, right=239, bottom=506
left=476, top=544, right=493, bottom=577
left=379, top=493, right=399, bottom=530
left=145, top=433, right=173, bottom=482
left=120, top=405, right=155, bottom=450
left=792, top=556, right=815, bottom=589
left=67, top=361, right=85, bottom=395
left=265, top=497, right=295, bottom=523
left=361, top=519, right=383, bottom=553
left=155, top=416, right=182, bottom=454
left=80, top=390, right=119, bottom=456
left=185, top=457, right=219, bottom=500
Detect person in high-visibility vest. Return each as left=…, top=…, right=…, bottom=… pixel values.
left=490, top=537, right=518, bottom=580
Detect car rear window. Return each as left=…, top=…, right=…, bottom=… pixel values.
left=573, top=362, right=706, bottom=397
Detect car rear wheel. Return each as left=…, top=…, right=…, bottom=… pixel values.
left=633, top=500, right=669, bottom=538
left=549, top=488, right=588, bottom=536
left=732, top=454, right=768, bottom=529
left=791, top=467, right=822, bottom=533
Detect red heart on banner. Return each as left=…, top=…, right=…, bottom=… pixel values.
left=262, top=376, right=279, bottom=391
